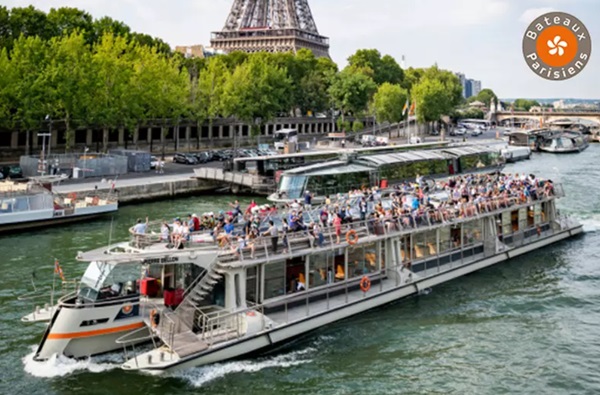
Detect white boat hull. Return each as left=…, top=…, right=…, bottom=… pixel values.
left=125, top=223, right=583, bottom=372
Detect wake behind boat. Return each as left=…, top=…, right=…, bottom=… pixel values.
left=24, top=172, right=582, bottom=373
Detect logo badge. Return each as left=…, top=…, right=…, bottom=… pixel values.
left=522, top=12, right=591, bottom=80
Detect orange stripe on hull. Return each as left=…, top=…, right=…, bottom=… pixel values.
left=47, top=322, right=145, bottom=340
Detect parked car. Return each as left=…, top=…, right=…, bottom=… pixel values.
left=173, top=153, right=198, bottom=165
left=192, top=152, right=211, bottom=164
left=470, top=129, right=483, bottom=137
left=454, top=128, right=467, bottom=136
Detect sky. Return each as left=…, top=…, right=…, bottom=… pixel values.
left=3, top=0, right=599, bottom=99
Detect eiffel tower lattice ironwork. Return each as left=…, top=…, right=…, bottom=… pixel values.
left=211, top=0, right=330, bottom=58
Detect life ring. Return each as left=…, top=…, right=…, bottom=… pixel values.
left=359, top=276, right=371, bottom=292
left=150, top=309, right=158, bottom=328
left=92, top=196, right=100, bottom=205
left=67, top=192, right=77, bottom=201
left=121, top=304, right=133, bottom=314
left=346, top=230, right=359, bottom=245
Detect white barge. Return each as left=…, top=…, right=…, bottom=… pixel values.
left=26, top=175, right=582, bottom=373
left=0, top=177, right=118, bottom=233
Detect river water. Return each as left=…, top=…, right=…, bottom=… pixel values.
left=2, top=147, right=600, bottom=395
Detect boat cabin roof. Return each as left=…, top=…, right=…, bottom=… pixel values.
left=357, top=150, right=448, bottom=166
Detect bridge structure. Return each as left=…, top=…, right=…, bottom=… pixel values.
left=494, top=111, right=600, bottom=127
left=210, top=0, right=330, bottom=57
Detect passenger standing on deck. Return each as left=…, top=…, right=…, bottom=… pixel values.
left=304, top=190, right=313, bottom=210
left=133, top=217, right=149, bottom=234
left=333, top=213, right=342, bottom=244
left=282, top=218, right=290, bottom=253
left=263, top=220, right=279, bottom=253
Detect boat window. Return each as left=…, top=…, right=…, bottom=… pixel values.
left=286, top=256, right=306, bottom=293
left=306, top=171, right=371, bottom=197
left=438, top=226, right=453, bottom=254
left=379, top=159, right=448, bottom=182
left=234, top=274, right=242, bottom=308
left=380, top=242, right=386, bottom=270
left=79, top=261, right=140, bottom=301
left=263, top=260, right=286, bottom=300
left=347, top=242, right=378, bottom=277
left=500, top=211, right=513, bottom=235
left=413, top=229, right=437, bottom=259
left=309, top=249, right=345, bottom=287
left=0, top=199, right=13, bottom=213
left=462, top=219, right=483, bottom=245
left=279, top=175, right=306, bottom=199
left=246, top=266, right=258, bottom=303
left=401, top=235, right=411, bottom=262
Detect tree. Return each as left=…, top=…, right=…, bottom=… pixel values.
left=47, top=7, right=93, bottom=39
left=412, top=77, right=451, bottom=126
left=513, top=99, right=540, bottom=111
left=9, top=35, right=50, bottom=154
left=193, top=56, right=230, bottom=148
left=328, top=69, right=377, bottom=123
left=372, top=83, right=408, bottom=137
left=222, top=55, right=291, bottom=154
left=422, top=65, right=462, bottom=107
left=88, top=34, right=133, bottom=152
left=401, top=67, right=425, bottom=93
left=0, top=48, right=13, bottom=128
left=45, top=32, right=92, bottom=149
left=347, top=49, right=403, bottom=85
left=9, top=6, right=52, bottom=41
left=474, top=88, right=498, bottom=108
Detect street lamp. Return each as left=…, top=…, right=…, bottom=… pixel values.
left=82, top=147, right=89, bottom=179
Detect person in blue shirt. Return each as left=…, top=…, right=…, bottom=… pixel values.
left=224, top=219, right=235, bottom=236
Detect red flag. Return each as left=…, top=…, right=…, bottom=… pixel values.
left=54, top=259, right=65, bottom=281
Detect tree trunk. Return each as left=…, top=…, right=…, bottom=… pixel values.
left=133, top=125, right=139, bottom=149
left=161, top=126, right=166, bottom=160
left=25, top=130, right=30, bottom=156
left=102, top=127, right=109, bottom=153
left=196, top=120, right=201, bottom=150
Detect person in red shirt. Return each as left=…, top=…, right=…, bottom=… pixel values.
left=192, top=214, right=200, bottom=231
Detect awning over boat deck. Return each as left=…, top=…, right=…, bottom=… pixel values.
left=303, top=163, right=375, bottom=176
left=282, top=160, right=351, bottom=175
left=357, top=150, right=448, bottom=167
left=442, top=146, right=497, bottom=156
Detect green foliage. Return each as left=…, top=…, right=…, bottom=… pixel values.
left=512, top=98, right=540, bottom=111
left=459, top=108, right=485, bottom=119
left=329, top=69, right=377, bottom=119
left=352, top=120, right=364, bottom=133
left=372, top=83, right=408, bottom=124
left=337, top=118, right=351, bottom=131
left=221, top=55, right=291, bottom=124
left=474, top=88, right=497, bottom=107
left=412, top=77, right=451, bottom=123
left=347, top=49, right=404, bottom=85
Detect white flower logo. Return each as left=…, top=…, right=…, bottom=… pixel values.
left=548, top=35, right=567, bottom=56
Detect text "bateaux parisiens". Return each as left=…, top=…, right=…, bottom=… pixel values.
left=522, top=12, right=591, bottom=81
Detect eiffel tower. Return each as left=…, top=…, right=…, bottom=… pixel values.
left=210, top=0, right=330, bottom=57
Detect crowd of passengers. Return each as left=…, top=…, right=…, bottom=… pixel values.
left=133, top=172, right=554, bottom=256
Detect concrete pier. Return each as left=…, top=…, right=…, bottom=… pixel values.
left=53, top=173, right=220, bottom=204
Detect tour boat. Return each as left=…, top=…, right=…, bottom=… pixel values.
left=0, top=177, right=118, bottom=233
left=537, top=131, right=589, bottom=153
left=26, top=174, right=582, bottom=373
left=268, top=145, right=504, bottom=205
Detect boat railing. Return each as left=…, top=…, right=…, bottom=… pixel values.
left=216, top=188, right=560, bottom=264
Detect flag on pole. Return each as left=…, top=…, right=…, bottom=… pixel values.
left=409, top=101, right=416, bottom=116
left=54, top=259, right=65, bottom=281
left=402, top=99, right=409, bottom=116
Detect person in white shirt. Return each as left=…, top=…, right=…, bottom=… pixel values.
left=133, top=217, right=148, bottom=234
